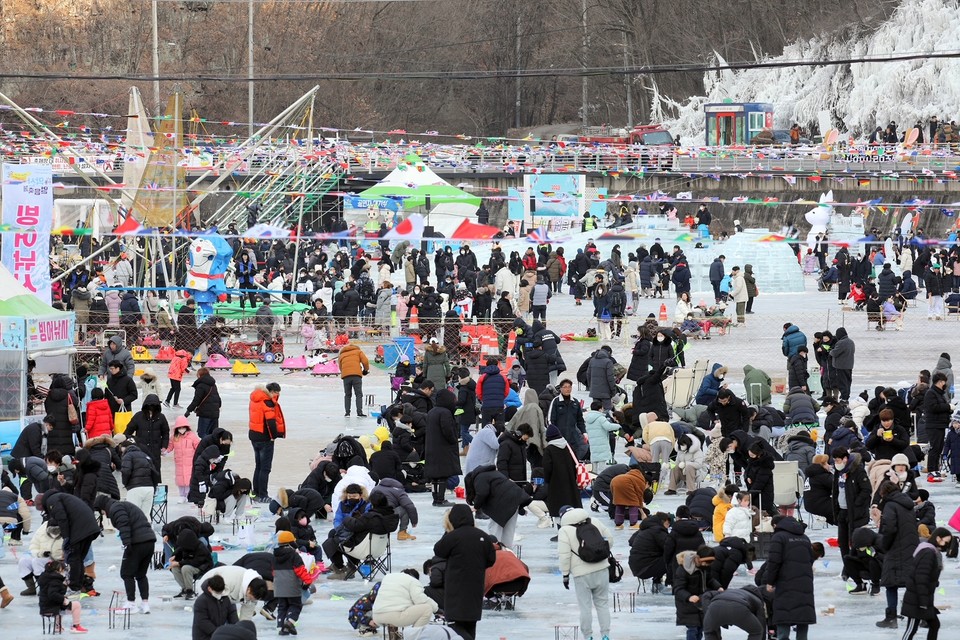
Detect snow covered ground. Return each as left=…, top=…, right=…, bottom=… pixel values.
left=3, top=274, right=960, bottom=639
left=664, top=0, right=960, bottom=142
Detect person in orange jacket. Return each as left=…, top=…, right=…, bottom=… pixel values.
left=337, top=343, right=370, bottom=418
left=248, top=382, right=286, bottom=502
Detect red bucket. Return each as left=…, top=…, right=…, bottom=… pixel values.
left=454, top=487, right=465, bottom=499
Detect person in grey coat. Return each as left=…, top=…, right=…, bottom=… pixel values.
left=828, top=328, right=855, bottom=402
left=587, top=346, right=617, bottom=410
left=99, top=335, right=135, bottom=377
left=531, top=277, right=552, bottom=322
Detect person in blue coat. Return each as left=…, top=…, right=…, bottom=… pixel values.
left=781, top=323, right=807, bottom=359
left=695, top=364, right=727, bottom=406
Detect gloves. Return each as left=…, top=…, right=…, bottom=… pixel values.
left=184, top=411, right=191, bottom=418
left=362, top=370, right=370, bottom=376
left=454, top=409, right=464, bottom=416
left=562, top=575, right=570, bottom=590
left=518, top=506, right=526, bottom=516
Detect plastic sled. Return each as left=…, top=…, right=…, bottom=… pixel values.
left=205, top=354, right=232, bottom=369
left=280, top=355, right=310, bottom=371
left=231, top=360, right=261, bottom=377
left=311, top=360, right=340, bottom=377
left=193, top=352, right=204, bottom=362
left=131, top=345, right=154, bottom=362
left=155, top=346, right=175, bottom=362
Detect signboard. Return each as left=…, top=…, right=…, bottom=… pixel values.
left=26, top=315, right=75, bottom=351
left=1, top=163, right=54, bottom=304
left=523, top=174, right=586, bottom=232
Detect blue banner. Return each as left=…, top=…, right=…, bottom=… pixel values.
left=345, top=195, right=401, bottom=213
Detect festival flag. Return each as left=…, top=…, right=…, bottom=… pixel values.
left=383, top=213, right=425, bottom=240
left=858, top=178, right=871, bottom=186
left=527, top=228, right=552, bottom=244
left=113, top=215, right=145, bottom=236
left=451, top=219, right=500, bottom=240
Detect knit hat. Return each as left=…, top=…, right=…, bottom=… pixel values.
left=890, top=453, right=910, bottom=467
left=277, top=531, right=296, bottom=545
left=941, top=352, right=951, bottom=361
left=952, top=408, right=960, bottom=424
left=545, top=424, right=562, bottom=441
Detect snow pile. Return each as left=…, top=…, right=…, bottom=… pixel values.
left=664, top=0, right=960, bottom=142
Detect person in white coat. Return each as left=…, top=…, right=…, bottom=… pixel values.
left=729, top=267, right=748, bottom=324
left=330, top=465, right=377, bottom=517
left=201, top=565, right=269, bottom=620
left=372, top=569, right=439, bottom=634
left=722, top=492, right=754, bottom=540
left=18, top=520, right=63, bottom=595
left=558, top=506, right=613, bottom=640
left=666, top=433, right=704, bottom=494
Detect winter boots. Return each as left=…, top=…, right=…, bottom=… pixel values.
left=21, top=574, right=37, bottom=596
left=397, top=530, right=417, bottom=541
left=875, top=608, right=898, bottom=628
left=0, top=585, right=13, bottom=608
left=431, top=482, right=453, bottom=507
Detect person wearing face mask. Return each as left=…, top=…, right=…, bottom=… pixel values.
left=192, top=574, right=239, bottom=640
left=831, top=447, right=872, bottom=559
left=900, top=527, right=953, bottom=640
left=887, top=453, right=920, bottom=500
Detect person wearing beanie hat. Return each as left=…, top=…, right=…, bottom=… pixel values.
left=889, top=453, right=919, bottom=499
left=546, top=424, right=562, bottom=441
left=277, top=531, right=296, bottom=545
left=273, top=525, right=319, bottom=635
left=211, top=619, right=258, bottom=640
left=455, top=368, right=477, bottom=457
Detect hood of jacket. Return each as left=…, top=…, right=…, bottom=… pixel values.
left=783, top=324, right=801, bottom=338
left=936, top=355, right=952, bottom=372
left=852, top=526, right=880, bottom=550
left=672, top=518, right=701, bottom=538
left=434, top=388, right=457, bottom=412
left=835, top=327, right=848, bottom=340
left=250, top=387, right=270, bottom=404
left=640, top=514, right=665, bottom=531
left=787, top=431, right=815, bottom=447
left=176, top=528, right=202, bottom=551
left=886, top=491, right=916, bottom=511
left=773, top=516, right=806, bottom=536
left=744, top=264, right=754, bottom=275
left=522, top=388, right=539, bottom=405
left=592, top=349, right=611, bottom=363
left=142, top=393, right=162, bottom=411
left=108, top=335, right=125, bottom=350
left=480, top=364, right=501, bottom=376
left=559, top=507, right=591, bottom=528
left=84, top=434, right=117, bottom=450
left=678, top=550, right=699, bottom=574
left=448, top=503, right=475, bottom=529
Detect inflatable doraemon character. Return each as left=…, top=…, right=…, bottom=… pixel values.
left=804, top=190, right=834, bottom=249
left=185, top=230, right=234, bottom=322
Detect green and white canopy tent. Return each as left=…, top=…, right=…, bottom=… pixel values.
left=348, top=154, right=482, bottom=236
left=0, top=263, right=76, bottom=444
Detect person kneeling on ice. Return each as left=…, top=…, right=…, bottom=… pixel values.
left=204, top=470, right=252, bottom=522
left=372, top=568, right=439, bottom=639
left=201, top=565, right=270, bottom=621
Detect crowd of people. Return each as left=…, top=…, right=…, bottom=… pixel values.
left=3, top=225, right=959, bottom=640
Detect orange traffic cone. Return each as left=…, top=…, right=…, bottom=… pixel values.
left=409, top=306, right=419, bottom=331
left=659, top=303, right=667, bottom=322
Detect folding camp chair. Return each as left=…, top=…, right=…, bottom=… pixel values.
left=773, top=461, right=803, bottom=518
left=150, top=485, right=168, bottom=526
left=344, top=533, right=391, bottom=581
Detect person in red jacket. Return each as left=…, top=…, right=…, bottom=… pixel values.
left=84, top=388, right=115, bottom=439
left=248, top=382, right=286, bottom=503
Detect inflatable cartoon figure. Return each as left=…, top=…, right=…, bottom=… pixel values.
left=804, top=190, right=834, bottom=250
left=185, top=231, right=234, bottom=322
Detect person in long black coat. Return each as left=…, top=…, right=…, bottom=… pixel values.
left=762, top=516, right=816, bottom=636
left=628, top=513, right=670, bottom=587
left=523, top=343, right=555, bottom=394
left=901, top=528, right=952, bottom=638
left=626, top=330, right=653, bottom=382
left=424, top=389, right=462, bottom=507
left=464, top=465, right=531, bottom=549
left=632, top=362, right=671, bottom=422
left=802, top=457, right=835, bottom=524
left=745, top=442, right=776, bottom=516
left=93, top=496, right=157, bottom=607
left=124, top=393, right=170, bottom=480
left=875, top=481, right=920, bottom=627
left=83, top=435, right=121, bottom=499
left=541, top=427, right=581, bottom=517
left=664, top=514, right=706, bottom=587
left=674, top=548, right=722, bottom=629
left=711, top=536, right=753, bottom=589
left=44, top=374, right=80, bottom=456
left=41, top=490, right=101, bottom=592
left=432, top=504, right=496, bottom=640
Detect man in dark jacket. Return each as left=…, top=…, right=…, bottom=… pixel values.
left=787, top=347, right=810, bottom=392
left=523, top=339, right=556, bottom=394
left=587, top=346, right=617, bottom=410
left=828, top=327, right=855, bottom=402
left=762, top=516, right=816, bottom=639
left=865, top=409, right=910, bottom=462
left=171, top=528, right=214, bottom=598
left=464, top=465, right=531, bottom=549
left=831, top=447, right=872, bottom=558
left=424, top=389, right=461, bottom=507
left=664, top=508, right=706, bottom=588
left=702, top=585, right=768, bottom=640
left=674, top=547, right=721, bottom=635
left=709, top=256, right=725, bottom=302
left=99, top=334, right=135, bottom=377
left=432, top=504, right=497, bottom=640
left=628, top=513, right=671, bottom=591
left=11, top=420, right=50, bottom=460
left=105, top=360, right=138, bottom=415
left=477, top=360, right=508, bottom=428
left=496, top=426, right=531, bottom=483
left=124, top=393, right=169, bottom=481
left=324, top=491, right=400, bottom=578
left=547, top=380, right=587, bottom=459
left=93, top=496, right=156, bottom=611
left=923, top=372, right=952, bottom=480
left=120, top=442, right=160, bottom=518
left=706, top=389, right=751, bottom=437
left=40, top=490, right=100, bottom=593
left=185, top=368, right=223, bottom=439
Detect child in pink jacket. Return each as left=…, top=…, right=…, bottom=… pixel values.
left=167, top=416, right=200, bottom=500
left=164, top=350, right=192, bottom=408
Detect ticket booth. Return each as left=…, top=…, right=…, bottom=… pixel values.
left=705, top=102, right=774, bottom=145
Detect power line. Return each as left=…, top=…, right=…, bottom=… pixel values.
left=2, top=49, right=959, bottom=82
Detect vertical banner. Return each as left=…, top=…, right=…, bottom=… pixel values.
left=1, top=163, right=53, bottom=304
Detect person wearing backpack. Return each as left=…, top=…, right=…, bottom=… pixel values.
left=558, top=505, right=613, bottom=640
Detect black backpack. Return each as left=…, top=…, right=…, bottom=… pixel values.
left=573, top=518, right=610, bottom=563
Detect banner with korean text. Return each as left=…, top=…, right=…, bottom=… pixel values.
left=1, top=163, right=53, bottom=304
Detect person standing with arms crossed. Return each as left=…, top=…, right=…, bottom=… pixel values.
left=338, top=341, right=370, bottom=417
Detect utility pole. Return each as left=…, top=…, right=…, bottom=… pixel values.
left=514, top=12, right=521, bottom=130
left=623, top=29, right=632, bottom=128
left=151, top=0, right=160, bottom=116
left=581, top=0, right=588, bottom=129
left=248, top=0, right=255, bottom=137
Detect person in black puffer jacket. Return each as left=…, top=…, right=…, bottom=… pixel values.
left=745, top=442, right=777, bottom=516
left=900, top=527, right=952, bottom=637
left=369, top=440, right=404, bottom=483
left=105, top=361, right=138, bottom=416
left=522, top=340, right=555, bottom=394
left=684, top=487, right=717, bottom=523
left=184, top=369, right=223, bottom=439
left=496, top=427, right=530, bottom=483
left=711, top=536, right=753, bottom=589
left=38, top=560, right=85, bottom=632
left=323, top=491, right=400, bottom=576
left=210, top=620, right=258, bottom=640
left=171, top=528, right=214, bottom=598
left=464, top=465, right=531, bottom=550
left=189, top=444, right=226, bottom=507
left=44, top=375, right=80, bottom=456
left=875, top=481, right=921, bottom=628
left=762, top=516, right=817, bottom=638
left=663, top=508, right=706, bottom=587
left=72, top=449, right=100, bottom=508
left=93, top=496, right=156, bottom=610
left=162, top=516, right=214, bottom=564
left=124, top=394, right=169, bottom=481
left=82, top=436, right=121, bottom=499
left=288, top=507, right=322, bottom=563
left=40, top=490, right=101, bottom=593
left=802, top=455, right=835, bottom=524
left=299, top=462, right=340, bottom=517
left=628, top=513, right=671, bottom=590
left=192, top=574, right=239, bottom=640
left=120, top=442, right=160, bottom=519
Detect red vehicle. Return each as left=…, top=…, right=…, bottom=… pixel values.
left=576, top=124, right=675, bottom=146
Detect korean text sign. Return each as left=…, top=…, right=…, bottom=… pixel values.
left=1, top=163, right=53, bottom=303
